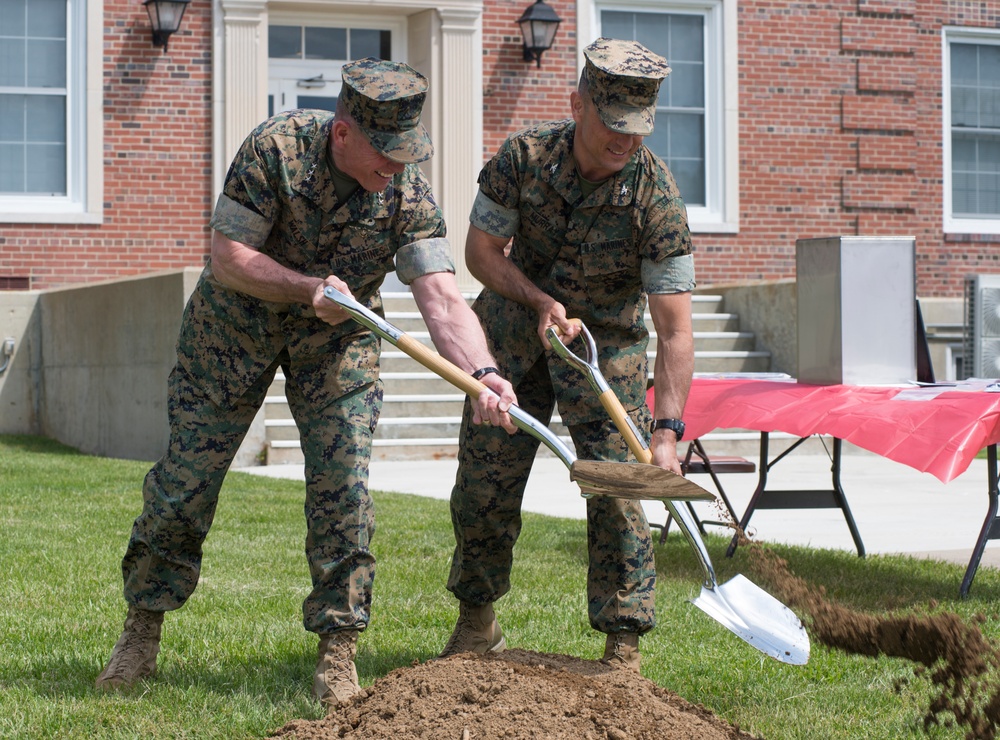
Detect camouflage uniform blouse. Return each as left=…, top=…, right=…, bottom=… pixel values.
left=188, top=109, right=452, bottom=410
left=470, top=119, right=694, bottom=425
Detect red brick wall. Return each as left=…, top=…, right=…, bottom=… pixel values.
left=482, top=1, right=1000, bottom=298
left=481, top=0, right=579, bottom=157
left=3, top=0, right=999, bottom=297
left=698, top=1, right=1000, bottom=297
left=0, top=0, right=214, bottom=290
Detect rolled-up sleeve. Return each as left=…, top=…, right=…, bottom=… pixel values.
left=395, top=237, right=455, bottom=284
left=642, top=253, right=696, bottom=294
left=209, top=193, right=273, bottom=247
left=469, top=190, right=519, bottom=238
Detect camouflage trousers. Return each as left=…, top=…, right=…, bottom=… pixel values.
left=446, top=355, right=656, bottom=635
left=120, top=355, right=383, bottom=635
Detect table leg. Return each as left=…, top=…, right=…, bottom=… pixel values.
left=726, top=431, right=772, bottom=558
left=726, top=432, right=866, bottom=558
left=831, top=438, right=866, bottom=557
left=960, top=444, right=1000, bottom=598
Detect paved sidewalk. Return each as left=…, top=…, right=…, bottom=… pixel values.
left=235, top=450, right=1000, bottom=570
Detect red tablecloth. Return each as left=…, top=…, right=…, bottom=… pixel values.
left=656, top=378, right=1000, bottom=483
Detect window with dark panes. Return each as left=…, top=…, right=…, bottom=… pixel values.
left=601, top=10, right=706, bottom=206
left=268, top=25, right=390, bottom=62
left=950, top=42, right=1000, bottom=219
left=0, top=0, right=68, bottom=195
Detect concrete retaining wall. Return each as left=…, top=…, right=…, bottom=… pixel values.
left=0, top=269, right=264, bottom=466
left=0, top=272, right=963, bottom=465
left=701, top=279, right=799, bottom=376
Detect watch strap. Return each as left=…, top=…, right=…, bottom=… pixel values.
left=650, top=418, right=685, bottom=440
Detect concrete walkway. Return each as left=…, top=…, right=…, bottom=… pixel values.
left=235, top=449, right=1000, bottom=571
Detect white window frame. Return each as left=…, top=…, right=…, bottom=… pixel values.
left=943, top=26, right=1000, bottom=235
left=0, top=0, right=102, bottom=224
left=582, top=0, right=737, bottom=233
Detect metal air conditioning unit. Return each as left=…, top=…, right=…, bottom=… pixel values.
left=963, top=273, right=1000, bottom=379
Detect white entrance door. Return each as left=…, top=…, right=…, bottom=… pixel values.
left=267, top=21, right=405, bottom=116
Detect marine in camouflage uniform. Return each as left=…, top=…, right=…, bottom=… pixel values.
left=96, top=58, right=517, bottom=708
left=441, top=39, right=696, bottom=671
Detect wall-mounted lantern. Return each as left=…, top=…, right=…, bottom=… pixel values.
left=143, top=0, right=191, bottom=53
left=517, top=0, right=562, bottom=68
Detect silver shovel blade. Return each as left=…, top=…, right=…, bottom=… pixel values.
left=692, top=573, right=810, bottom=665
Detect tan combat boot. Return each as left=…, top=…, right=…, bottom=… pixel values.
left=313, top=630, right=362, bottom=710
left=439, top=602, right=506, bottom=658
left=95, top=606, right=164, bottom=689
left=603, top=632, right=641, bottom=671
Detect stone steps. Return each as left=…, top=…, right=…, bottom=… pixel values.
left=263, top=292, right=771, bottom=464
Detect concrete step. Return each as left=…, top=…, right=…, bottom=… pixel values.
left=690, top=314, right=741, bottom=332
left=265, top=409, right=568, bottom=438
left=266, top=428, right=828, bottom=466
left=382, top=291, right=726, bottom=311
left=263, top=291, right=772, bottom=463
left=382, top=393, right=466, bottom=417
left=691, top=352, right=771, bottom=374
left=267, top=432, right=580, bottom=464
left=383, top=312, right=437, bottom=333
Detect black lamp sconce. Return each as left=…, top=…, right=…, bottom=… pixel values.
left=144, top=0, right=191, bottom=52
left=517, top=0, right=562, bottom=68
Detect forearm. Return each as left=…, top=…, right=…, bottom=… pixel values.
left=411, top=272, right=498, bottom=373
left=425, top=300, right=499, bottom=374
left=211, top=230, right=321, bottom=305
left=647, top=292, right=694, bottom=471
left=652, top=330, right=694, bottom=420
left=466, top=226, right=552, bottom=313
left=465, top=225, right=576, bottom=346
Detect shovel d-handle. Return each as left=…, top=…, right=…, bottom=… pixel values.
left=546, top=323, right=648, bottom=449
left=548, top=319, right=719, bottom=591
left=321, top=285, right=580, bottom=469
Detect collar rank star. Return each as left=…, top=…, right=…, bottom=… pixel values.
left=620, top=184, right=629, bottom=197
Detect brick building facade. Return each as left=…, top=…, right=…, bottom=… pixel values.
left=1, top=0, right=998, bottom=297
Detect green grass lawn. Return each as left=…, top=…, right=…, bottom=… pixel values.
left=2, top=433, right=999, bottom=739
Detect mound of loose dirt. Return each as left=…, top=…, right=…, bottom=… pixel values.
left=273, top=529, right=1000, bottom=740
left=271, top=648, right=760, bottom=740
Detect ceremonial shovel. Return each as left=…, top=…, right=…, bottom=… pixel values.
left=323, top=286, right=713, bottom=502
left=547, top=320, right=810, bottom=665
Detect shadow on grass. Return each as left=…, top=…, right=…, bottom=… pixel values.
left=35, top=646, right=425, bottom=713
left=0, top=434, right=83, bottom=456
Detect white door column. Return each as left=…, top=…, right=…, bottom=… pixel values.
left=436, top=6, right=483, bottom=292
left=213, top=0, right=269, bottom=195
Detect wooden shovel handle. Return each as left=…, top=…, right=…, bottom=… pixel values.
left=396, top=333, right=489, bottom=400
left=598, top=389, right=654, bottom=465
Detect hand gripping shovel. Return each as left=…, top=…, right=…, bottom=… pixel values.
left=323, top=286, right=711, bottom=501
left=547, top=320, right=810, bottom=665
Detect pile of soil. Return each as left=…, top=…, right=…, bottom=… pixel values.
left=272, top=532, right=1000, bottom=740
left=272, top=648, right=759, bottom=740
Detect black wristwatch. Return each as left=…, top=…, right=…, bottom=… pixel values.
left=650, top=418, right=685, bottom=441
left=471, top=366, right=500, bottom=380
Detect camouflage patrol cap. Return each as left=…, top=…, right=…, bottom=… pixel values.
left=340, top=58, right=433, bottom=163
left=582, top=38, right=670, bottom=136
